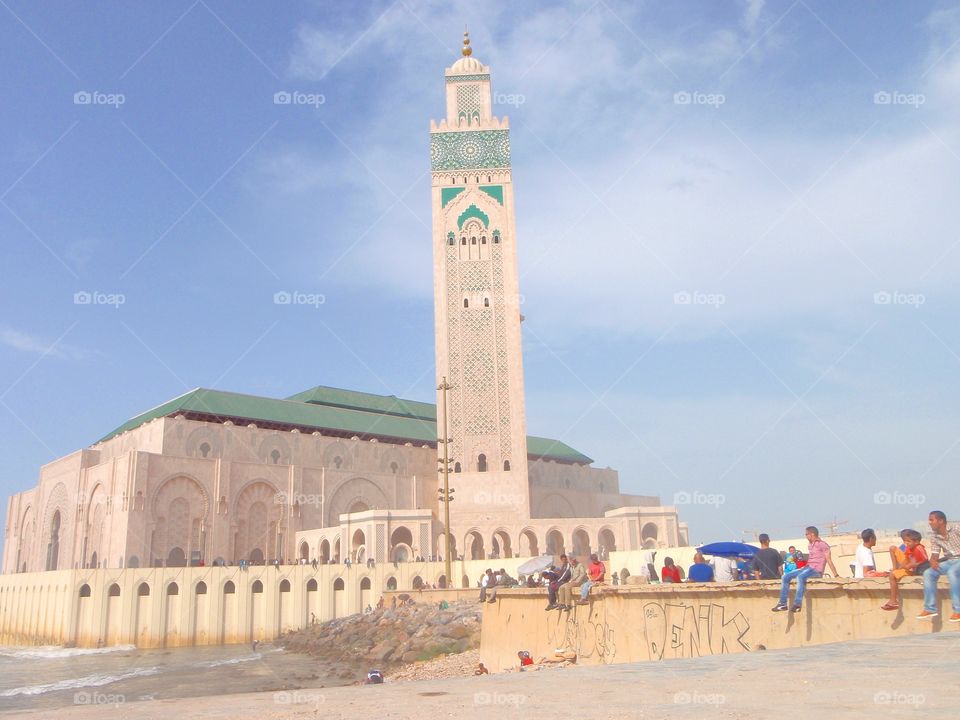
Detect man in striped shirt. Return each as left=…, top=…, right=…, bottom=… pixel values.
left=917, top=510, right=960, bottom=622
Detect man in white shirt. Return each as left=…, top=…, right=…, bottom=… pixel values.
left=853, top=528, right=877, bottom=578
left=711, top=555, right=737, bottom=582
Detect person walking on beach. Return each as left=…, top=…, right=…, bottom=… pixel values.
left=917, top=510, right=960, bottom=622
left=772, top=526, right=839, bottom=613
left=752, top=534, right=783, bottom=580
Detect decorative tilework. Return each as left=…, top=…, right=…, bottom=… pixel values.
left=445, top=74, right=490, bottom=83
left=431, top=130, right=511, bottom=171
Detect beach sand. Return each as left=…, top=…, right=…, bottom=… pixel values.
left=3, top=632, right=956, bottom=719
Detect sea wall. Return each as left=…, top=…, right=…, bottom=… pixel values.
left=0, top=557, right=515, bottom=648
left=479, top=578, right=957, bottom=672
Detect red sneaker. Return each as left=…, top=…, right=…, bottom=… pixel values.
left=916, top=609, right=938, bottom=620
left=949, top=613, right=960, bottom=623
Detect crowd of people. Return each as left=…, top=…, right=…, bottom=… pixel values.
left=475, top=510, right=960, bottom=621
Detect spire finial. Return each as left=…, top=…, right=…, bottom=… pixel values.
left=462, top=26, right=472, bottom=57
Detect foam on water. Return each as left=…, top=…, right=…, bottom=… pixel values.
left=0, top=665, right=162, bottom=697
left=0, top=644, right=136, bottom=660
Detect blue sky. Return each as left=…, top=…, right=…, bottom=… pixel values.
left=1, top=0, right=959, bottom=548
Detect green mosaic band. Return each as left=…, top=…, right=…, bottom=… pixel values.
left=431, top=130, right=511, bottom=171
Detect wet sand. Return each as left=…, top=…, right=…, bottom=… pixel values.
left=4, top=633, right=956, bottom=719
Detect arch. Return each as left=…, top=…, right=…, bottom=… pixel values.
left=167, top=546, right=186, bottom=567
left=150, top=475, right=209, bottom=568
left=196, top=581, right=208, bottom=595
left=477, top=453, right=487, bottom=472
left=318, top=539, right=330, bottom=564
left=79, top=584, right=91, bottom=598
left=465, top=530, right=485, bottom=560
left=252, top=580, right=263, bottom=594
left=392, top=543, right=412, bottom=563
left=411, top=576, right=424, bottom=590
left=503, top=460, right=511, bottom=471
left=199, top=442, right=211, bottom=458
left=572, top=528, right=591, bottom=559
left=454, top=462, right=461, bottom=473
left=299, top=541, right=309, bottom=561
left=223, top=581, right=236, bottom=594
left=279, top=579, right=291, bottom=593
left=461, top=574, right=470, bottom=589
left=386, top=576, right=397, bottom=590
left=352, top=529, right=366, bottom=563
left=249, top=548, right=265, bottom=565
left=46, top=508, right=62, bottom=571
left=436, top=532, right=457, bottom=561
left=598, top=527, right=617, bottom=554
left=128, top=555, right=140, bottom=569
left=137, top=582, right=150, bottom=597
left=306, top=578, right=318, bottom=592
left=546, top=528, right=566, bottom=557
left=519, top=529, right=539, bottom=557
left=167, top=582, right=179, bottom=596
left=108, top=583, right=120, bottom=597
left=333, top=577, right=345, bottom=590
left=437, top=575, right=447, bottom=589
left=641, top=522, right=659, bottom=548
left=324, top=477, right=390, bottom=526
left=491, top=529, right=512, bottom=559
left=360, top=577, right=371, bottom=590
left=233, top=480, right=281, bottom=563
left=89, top=551, right=98, bottom=569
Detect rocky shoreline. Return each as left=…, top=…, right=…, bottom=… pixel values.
left=280, top=600, right=483, bottom=677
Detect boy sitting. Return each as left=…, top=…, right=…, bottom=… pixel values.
left=881, top=529, right=928, bottom=611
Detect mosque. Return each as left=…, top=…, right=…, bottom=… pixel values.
left=2, top=34, right=687, bottom=580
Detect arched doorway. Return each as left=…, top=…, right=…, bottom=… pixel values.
left=299, top=541, right=309, bottom=562
left=249, top=548, right=265, bottom=565
left=352, top=529, right=366, bottom=563
left=360, top=576, right=372, bottom=610
left=167, top=547, right=187, bottom=567
left=318, top=539, right=330, bottom=564
left=519, top=529, right=539, bottom=557
left=598, top=527, right=616, bottom=556
left=546, top=529, right=565, bottom=558
left=641, top=522, right=658, bottom=548
left=391, top=527, right=413, bottom=562
left=436, top=532, right=457, bottom=561
left=491, top=529, right=512, bottom=559
left=572, top=528, right=591, bottom=559
left=333, top=578, right=346, bottom=618
left=465, top=530, right=485, bottom=560
left=46, top=510, right=61, bottom=571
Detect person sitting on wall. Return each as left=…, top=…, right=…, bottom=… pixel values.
left=486, top=568, right=518, bottom=603
left=752, top=534, right=784, bottom=580
left=772, top=526, right=839, bottom=614
left=882, top=528, right=928, bottom=611
left=543, top=555, right=571, bottom=610
left=479, top=568, right=495, bottom=602
left=688, top=552, right=714, bottom=582
left=853, top=528, right=878, bottom=578
left=917, top=510, right=960, bottom=622
left=557, top=556, right=587, bottom=610
left=661, top=557, right=681, bottom=583
left=621, top=568, right=631, bottom=585
left=577, top=554, right=606, bottom=604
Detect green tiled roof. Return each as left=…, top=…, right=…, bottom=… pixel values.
left=96, top=385, right=593, bottom=464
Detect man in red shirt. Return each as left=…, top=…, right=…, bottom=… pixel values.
left=577, top=554, right=606, bottom=604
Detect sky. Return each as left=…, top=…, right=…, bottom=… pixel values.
left=1, top=0, right=958, bottom=549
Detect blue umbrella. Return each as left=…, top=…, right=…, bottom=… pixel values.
left=697, top=541, right=760, bottom=559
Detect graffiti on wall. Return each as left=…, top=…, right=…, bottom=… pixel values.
left=643, top=602, right=751, bottom=660
left=546, top=608, right=618, bottom=663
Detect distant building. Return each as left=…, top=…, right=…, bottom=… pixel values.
left=2, top=34, right=686, bottom=578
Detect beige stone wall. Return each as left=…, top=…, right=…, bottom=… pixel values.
left=478, top=579, right=956, bottom=672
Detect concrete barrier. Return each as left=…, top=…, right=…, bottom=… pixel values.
left=478, top=578, right=957, bottom=672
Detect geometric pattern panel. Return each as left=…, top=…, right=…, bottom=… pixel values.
left=431, top=130, right=511, bottom=171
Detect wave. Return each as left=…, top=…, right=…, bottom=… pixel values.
left=0, top=665, right=161, bottom=697
left=0, top=644, right=136, bottom=660
left=196, top=654, right=262, bottom=668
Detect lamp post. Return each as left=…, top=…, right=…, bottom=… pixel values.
left=437, top=377, right=455, bottom=588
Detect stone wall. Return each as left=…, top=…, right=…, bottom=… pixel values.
left=478, top=579, right=955, bottom=672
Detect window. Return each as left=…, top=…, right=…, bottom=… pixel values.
left=481, top=236, right=487, bottom=244
left=334, top=456, right=343, bottom=469
left=390, top=462, right=398, bottom=474
left=79, top=584, right=91, bottom=598
left=196, top=581, right=207, bottom=595
left=471, top=237, right=477, bottom=245
left=461, top=237, right=467, bottom=245
left=463, top=298, right=469, bottom=308
left=199, top=442, right=211, bottom=458
left=252, top=580, right=263, bottom=594
left=454, top=462, right=461, bottom=473
left=270, top=449, right=281, bottom=464
left=483, top=298, right=490, bottom=307
left=504, top=460, right=511, bottom=471
left=478, top=454, right=487, bottom=472
left=224, top=581, right=236, bottom=594
left=448, top=237, right=455, bottom=246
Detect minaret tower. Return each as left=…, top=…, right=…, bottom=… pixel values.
left=431, top=32, right=531, bottom=540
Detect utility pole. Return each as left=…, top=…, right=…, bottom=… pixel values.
left=437, top=377, right=455, bottom=588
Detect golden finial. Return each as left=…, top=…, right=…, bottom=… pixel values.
left=462, top=26, right=472, bottom=57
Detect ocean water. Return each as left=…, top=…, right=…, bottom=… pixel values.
left=0, top=643, right=367, bottom=712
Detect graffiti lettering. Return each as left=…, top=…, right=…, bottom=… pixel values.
left=644, top=602, right=750, bottom=660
